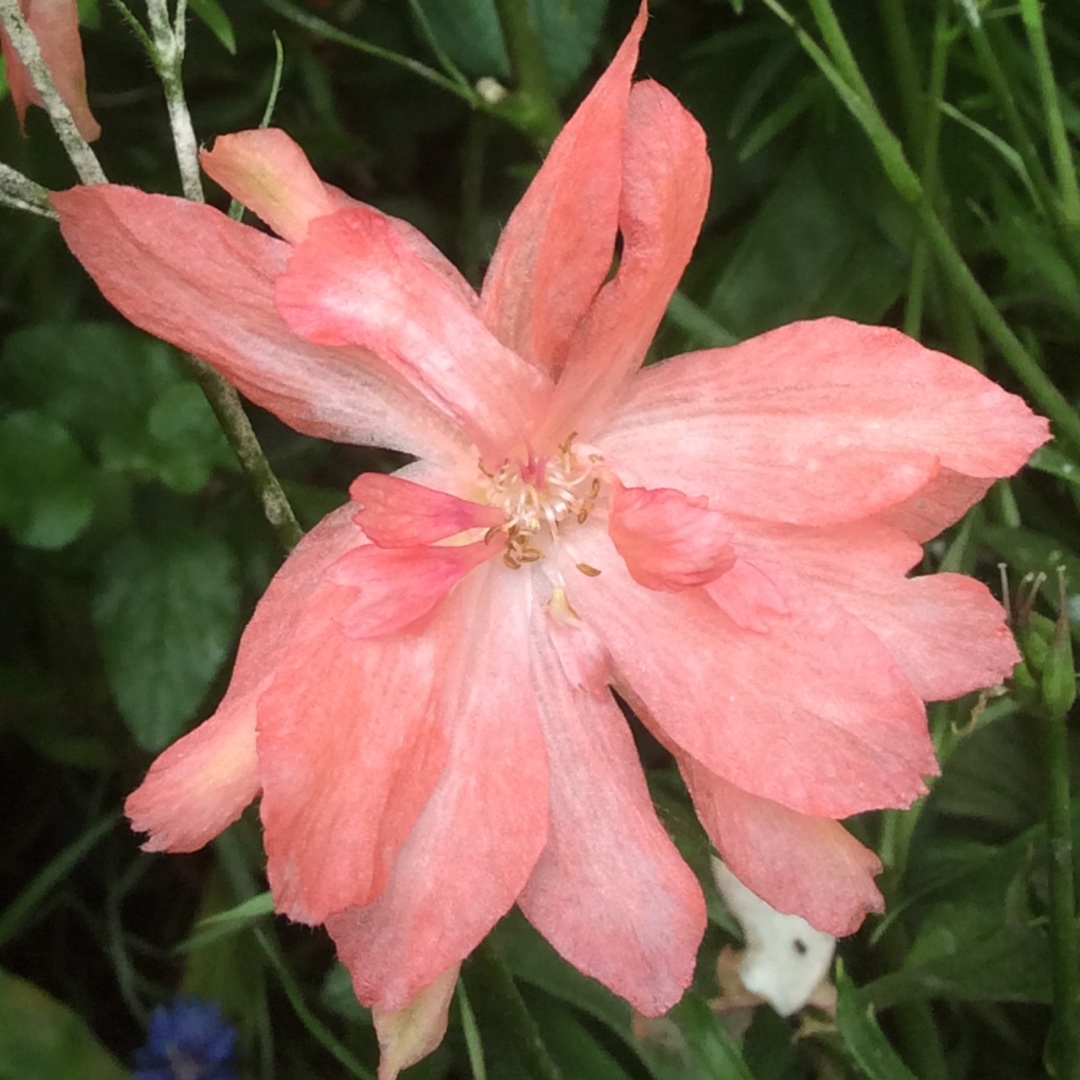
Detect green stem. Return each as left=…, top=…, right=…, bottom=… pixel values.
left=1019, top=0, right=1080, bottom=226
left=493, top=0, right=562, bottom=148
left=879, top=0, right=924, bottom=151
left=184, top=359, right=304, bottom=551
left=467, top=939, right=563, bottom=1080
left=1041, top=704, right=1080, bottom=1079
left=142, top=0, right=302, bottom=551
left=0, top=0, right=106, bottom=184
left=902, top=2, right=950, bottom=338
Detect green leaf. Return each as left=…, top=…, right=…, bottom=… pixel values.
left=860, top=903, right=1051, bottom=1008
left=146, top=382, right=233, bottom=495
left=0, top=411, right=95, bottom=549
left=835, top=968, right=919, bottom=1080
left=0, top=969, right=126, bottom=1080
left=412, top=0, right=608, bottom=95
left=188, top=0, right=237, bottom=53
left=2, top=323, right=229, bottom=494
left=93, top=530, right=241, bottom=750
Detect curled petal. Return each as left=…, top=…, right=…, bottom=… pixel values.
left=478, top=2, right=647, bottom=368
left=3, top=0, right=99, bottom=140
left=125, top=700, right=258, bottom=853
left=685, top=758, right=884, bottom=937
left=519, top=603, right=705, bottom=1014
left=201, top=128, right=336, bottom=244
left=598, top=319, right=1049, bottom=526
left=327, top=565, right=549, bottom=1011
left=332, top=541, right=495, bottom=638
left=541, top=78, right=710, bottom=440
left=374, top=966, right=460, bottom=1080
left=350, top=472, right=502, bottom=547
left=276, top=204, right=552, bottom=457
left=53, top=186, right=470, bottom=466
left=608, top=481, right=734, bottom=592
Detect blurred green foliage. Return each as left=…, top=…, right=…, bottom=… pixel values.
left=1, top=0, right=1079, bottom=1077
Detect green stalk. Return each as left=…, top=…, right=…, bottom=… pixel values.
left=903, top=2, right=950, bottom=338
left=493, top=0, right=562, bottom=148
left=879, top=0, right=925, bottom=151
left=143, top=0, right=303, bottom=552
left=1041, top=705, right=1080, bottom=1079
left=1019, top=0, right=1080, bottom=227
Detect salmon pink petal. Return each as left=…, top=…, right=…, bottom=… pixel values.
left=200, top=128, right=336, bottom=243
left=3, top=0, right=100, bottom=140
left=373, top=966, right=459, bottom=1080
left=734, top=518, right=1019, bottom=699
left=326, top=565, right=549, bottom=1011
left=277, top=204, right=551, bottom=457
left=53, top=186, right=470, bottom=466
left=563, top=530, right=937, bottom=818
left=704, top=558, right=788, bottom=633
left=257, top=597, right=453, bottom=923
left=542, top=79, right=710, bottom=441
left=477, top=2, right=646, bottom=368
left=332, top=540, right=495, bottom=637
left=598, top=318, right=1050, bottom=525
left=545, top=586, right=610, bottom=698
left=875, top=468, right=994, bottom=541
left=125, top=504, right=364, bottom=851
left=350, top=472, right=502, bottom=547
left=125, top=700, right=258, bottom=853
left=682, top=757, right=884, bottom=936
left=608, top=481, right=734, bottom=592
left=518, top=603, right=705, bottom=1015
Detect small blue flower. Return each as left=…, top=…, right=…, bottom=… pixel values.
left=133, top=997, right=237, bottom=1080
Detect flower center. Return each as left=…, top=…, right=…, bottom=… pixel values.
left=480, top=434, right=602, bottom=569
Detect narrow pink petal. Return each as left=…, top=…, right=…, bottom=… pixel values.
left=540, top=79, right=710, bottom=440
left=374, top=966, right=459, bottom=1080
left=200, top=128, right=479, bottom=311
left=734, top=518, right=1019, bottom=699
left=683, top=757, right=884, bottom=937
left=326, top=564, right=549, bottom=1012
left=597, top=319, right=1050, bottom=526
left=350, top=472, right=502, bottom=547
left=257, top=589, right=454, bottom=923
left=125, top=699, right=258, bottom=853
left=125, top=504, right=363, bottom=851
left=704, top=558, right=788, bottom=633
left=478, top=2, right=647, bottom=369
left=331, top=540, right=494, bottom=637
left=562, top=529, right=937, bottom=818
left=4, top=0, right=99, bottom=140
left=276, top=204, right=552, bottom=458
left=53, top=186, right=471, bottom=467
left=545, top=586, right=611, bottom=699
left=874, top=468, right=993, bottom=541
left=200, top=128, right=336, bottom=243
left=518, top=603, right=705, bottom=1015
left=608, top=481, right=734, bottom=592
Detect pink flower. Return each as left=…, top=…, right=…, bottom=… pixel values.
left=53, top=3, right=1047, bottom=1072
left=1, top=0, right=100, bottom=141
